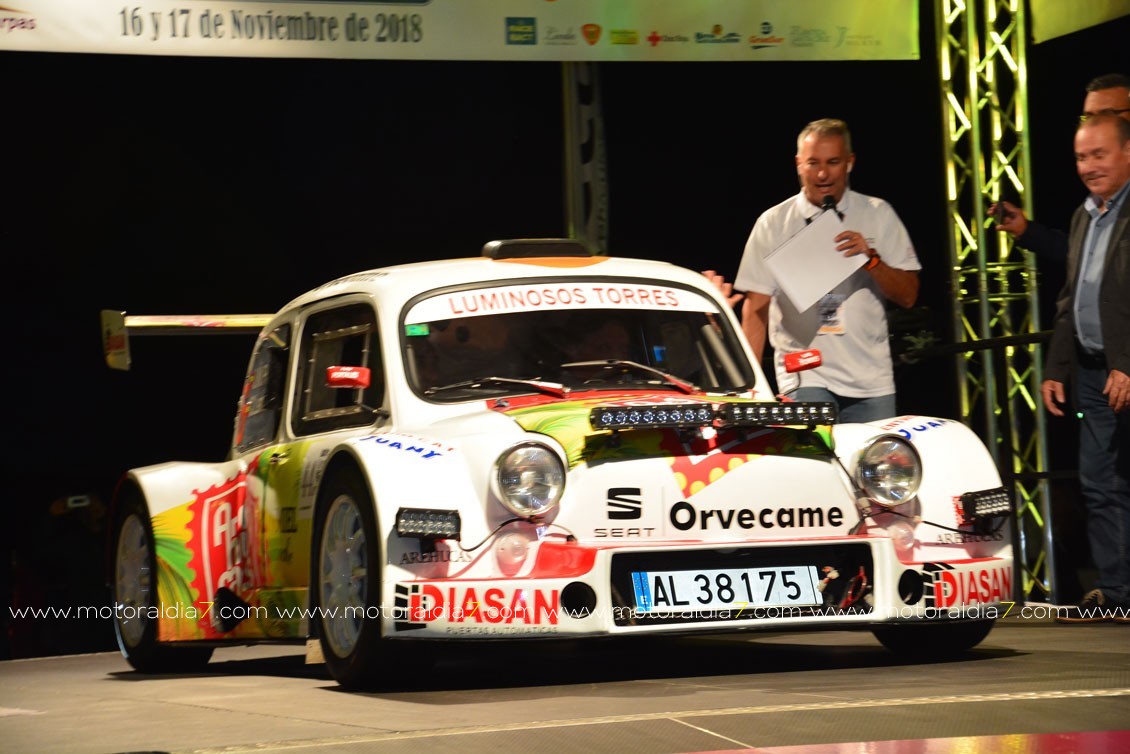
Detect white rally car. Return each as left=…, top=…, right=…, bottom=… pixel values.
left=103, top=239, right=1014, bottom=689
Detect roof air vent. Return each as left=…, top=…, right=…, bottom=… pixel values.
left=482, top=238, right=591, bottom=259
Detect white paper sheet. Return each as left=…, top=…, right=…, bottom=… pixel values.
left=764, top=209, right=865, bottom=312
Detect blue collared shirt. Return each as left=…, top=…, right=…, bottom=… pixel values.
left=1074, top=180, right=1130, bottom=354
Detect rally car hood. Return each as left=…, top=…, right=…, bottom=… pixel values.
left=487, top=391, right=856, bottom=543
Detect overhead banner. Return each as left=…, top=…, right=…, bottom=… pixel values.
left=1030, top=0, right=1130, bottom=43
left=0, top=1, right=919, bottom=61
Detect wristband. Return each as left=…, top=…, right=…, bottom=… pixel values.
left=864, top=252, right=881, bottom=271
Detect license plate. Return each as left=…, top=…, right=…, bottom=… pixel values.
left=631, top=565, right=822, bottom=613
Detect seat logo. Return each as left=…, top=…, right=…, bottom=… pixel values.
left=607, top=487, right=642, bottom=520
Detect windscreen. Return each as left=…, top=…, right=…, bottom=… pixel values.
left=402, top=280, right=755, bottom=400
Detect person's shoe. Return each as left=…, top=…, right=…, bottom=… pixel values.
left=1054, top=589, right=1114, bottom=623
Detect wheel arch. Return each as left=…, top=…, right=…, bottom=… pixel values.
left=108, top=473, right=214, bottom=672
left=314, top=447, right=382, bottom=537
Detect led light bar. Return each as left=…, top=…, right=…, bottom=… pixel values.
left=395, top=508, right=462, bottom=540
left=589, top=403, right=715, bottom=431
left=720, top=402, right=837, bottom=427
left=960, top=486, right=1012, bottom=524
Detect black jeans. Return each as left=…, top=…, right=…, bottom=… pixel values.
left=1076, top=360, right=1130, bottom=604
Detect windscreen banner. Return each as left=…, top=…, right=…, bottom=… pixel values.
left=0, top=0, right=919, bottom=61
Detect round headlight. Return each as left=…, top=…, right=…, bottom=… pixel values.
left=857, top=435, right=921, bottom=506
left=495, top=443, right=565, bottom=518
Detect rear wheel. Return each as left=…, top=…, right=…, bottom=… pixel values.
left=871, top=619, right=995, bottom=659
left=112, top=487, right=213, bottom=673
left=314, top=466, right=423, bottom=689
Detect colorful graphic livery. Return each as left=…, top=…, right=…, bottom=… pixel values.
left=103, top=238, right=1014, bottom=688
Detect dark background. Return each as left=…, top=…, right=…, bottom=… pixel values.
left=3, top=6, right=1128, bottom=658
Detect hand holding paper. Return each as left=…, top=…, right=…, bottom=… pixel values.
left=764, top=210, right=866, bottom=312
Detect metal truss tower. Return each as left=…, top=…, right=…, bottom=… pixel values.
left=934, top=0, right=1055, bottom=601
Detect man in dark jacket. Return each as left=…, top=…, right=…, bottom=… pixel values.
left=992, top=73, right=1130, bottom=263
left=1043, top=114, right=1130, bottom=623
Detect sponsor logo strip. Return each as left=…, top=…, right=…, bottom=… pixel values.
left=405, top=282, right=715, bottom=323
left=922, top=562, right=1013, bottom=609
left=395, top=583, right=561, bottom=635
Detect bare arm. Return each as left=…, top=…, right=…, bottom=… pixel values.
left=742, top=291, right=771, bottom=362
left=865, top=260, right=919, bottom=309
left=834, top=230, right=919, bottom=309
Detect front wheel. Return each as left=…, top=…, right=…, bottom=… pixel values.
left=313, top=466, right=424, bottom=689
left=112, top=487, right=213, bottom=673
left=871, top=619, right=995, bottom=659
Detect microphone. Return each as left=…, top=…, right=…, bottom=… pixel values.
left=784, top=349, right=822, bottom=373
left=822, top=195, right=843, bottom=220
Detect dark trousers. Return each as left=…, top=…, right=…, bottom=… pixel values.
left=1076, top=361, right=1130, bottom=604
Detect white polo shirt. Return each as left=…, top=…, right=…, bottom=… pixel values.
left=734, top=188, right=920, bottom=397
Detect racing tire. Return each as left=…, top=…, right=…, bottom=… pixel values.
left=871, top=619, right=995, bottom=659
left=313, top=465, right=424, bottom=690
left=112, top=486, right=214, bottom=673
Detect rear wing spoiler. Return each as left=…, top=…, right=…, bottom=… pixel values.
left=100, top=310, right=273, bottom=371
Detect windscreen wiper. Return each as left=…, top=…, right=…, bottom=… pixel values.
left=559, top=360, right=698, bottom=395
left=424, top=376, right=570, bottom=398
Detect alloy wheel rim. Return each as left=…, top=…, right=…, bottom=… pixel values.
left=115, top=513, right=151, bottom=648
left=320, top=494, right=368, bottom=658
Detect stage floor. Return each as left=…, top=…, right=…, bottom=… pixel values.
left=2, top=613, right=1128, bottom=754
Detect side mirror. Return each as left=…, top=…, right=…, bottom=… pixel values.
left=325, top=365, right=371, bottom=389
left=783, top=349, right=822, bottom=373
